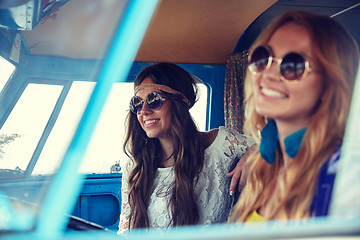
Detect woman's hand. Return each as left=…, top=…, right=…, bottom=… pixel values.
left=227, top=144, right=256, bottom=195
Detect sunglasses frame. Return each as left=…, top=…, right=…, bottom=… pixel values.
left=248, top=45, right=313, bottom=83
left=130, top=91, right=167, bottom=114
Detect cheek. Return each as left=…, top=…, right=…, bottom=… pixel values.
left=309, top=85, right=324, bottom=111
left=164, top=115, right=172, bottom=130
left=137, top=115, right=144, bottom=128
left=162, top=107, right=172, bottom=126
left=162, top=101, right=172, bottom=117
left=251, top=75, right=261, bottom=98
left=158, top=102, right=172, bottom=127
left=292, top=79, right=323, bottom=113
left=307, top=76, right=323, bottom=97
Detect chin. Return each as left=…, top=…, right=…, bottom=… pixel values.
left=145, top=132, right=160, bottom=139
left=255, top=108, right=272, bottom=118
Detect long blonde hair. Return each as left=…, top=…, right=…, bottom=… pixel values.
left=230, top=11, right=359, bottom=221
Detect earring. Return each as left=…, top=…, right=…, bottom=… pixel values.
left=284, top=128, right=307, bottom=158
left=259, top=119, right=279, bottom=164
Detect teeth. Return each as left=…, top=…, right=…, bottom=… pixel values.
left=261, top=87, right=286, bottom=98
left=145, top=119, right=158, bottom=125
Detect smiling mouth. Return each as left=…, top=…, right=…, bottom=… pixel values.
left=144, top=119, right=159, bottom=125
left=261, top=87, right=287, bottom=98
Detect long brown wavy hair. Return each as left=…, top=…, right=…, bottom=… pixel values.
left=230, top=11, right=359, bottom=221
left=123, top=63, right=204, bottom=228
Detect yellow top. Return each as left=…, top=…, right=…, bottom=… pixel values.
left=246, top=210, right=265, bottom=222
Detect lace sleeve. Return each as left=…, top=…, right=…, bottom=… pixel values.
left=223, top=127, right=256, bottom=160
left=195, top=127, right=256, bottom=225
left=117, top=160, right=132, bottom=234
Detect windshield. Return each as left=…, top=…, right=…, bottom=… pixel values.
left=0, top=0, right=129, bottom=231
left=0, top=81, right=208, bottom=175
left=1, top=0, right=359, bottom=238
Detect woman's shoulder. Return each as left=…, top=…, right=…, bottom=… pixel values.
left=217, top=126, right=256, bottom=146
left=121, top=158, right=134, bottom=175
left=201, top=127, right=233, bottom=149
left=201, top=128, right=219, bottom=149
left=203, top=126, right=255, bottom=153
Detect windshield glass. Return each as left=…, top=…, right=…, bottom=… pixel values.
left=0, top=81, right=208, bottom=175
left=0, top=0, right=127, bottom=231
left=0, top=56, right=15, bottom=92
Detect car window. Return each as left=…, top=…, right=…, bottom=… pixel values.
left=0, top=83, right=63, bottom=173
left=0, top=81, right=208, bottom=175
left=0, top=56, right=15, bottom=93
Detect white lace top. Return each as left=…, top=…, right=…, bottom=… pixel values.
left=118, top=127, right=254, bottom=234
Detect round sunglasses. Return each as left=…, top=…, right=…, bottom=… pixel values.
left=248, top=45, right=314, bottom=83
left=130, top=92, right=167, bottom=114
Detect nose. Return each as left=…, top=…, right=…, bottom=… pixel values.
left=262, top=58, right=281, bottom=82
left=138, top=102, right=152, bottom=115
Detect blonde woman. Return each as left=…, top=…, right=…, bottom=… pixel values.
left=230, top=11, right=359, bottom=222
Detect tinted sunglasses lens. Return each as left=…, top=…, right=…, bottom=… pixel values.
left=280, top=53, right=306, bottom=80
left=249, top=46, right=270, bottom=73
left=130, top=96, right=143, bottom=114
left=146, top=92, right=163, bottom=110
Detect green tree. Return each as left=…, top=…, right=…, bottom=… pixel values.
left=0, top=133, right=21, bottom=159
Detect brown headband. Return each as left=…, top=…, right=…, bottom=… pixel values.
left=134, top=83, right=191, bottom=106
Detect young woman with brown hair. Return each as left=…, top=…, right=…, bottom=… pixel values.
left=118, top=62, right=254, bottom=233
